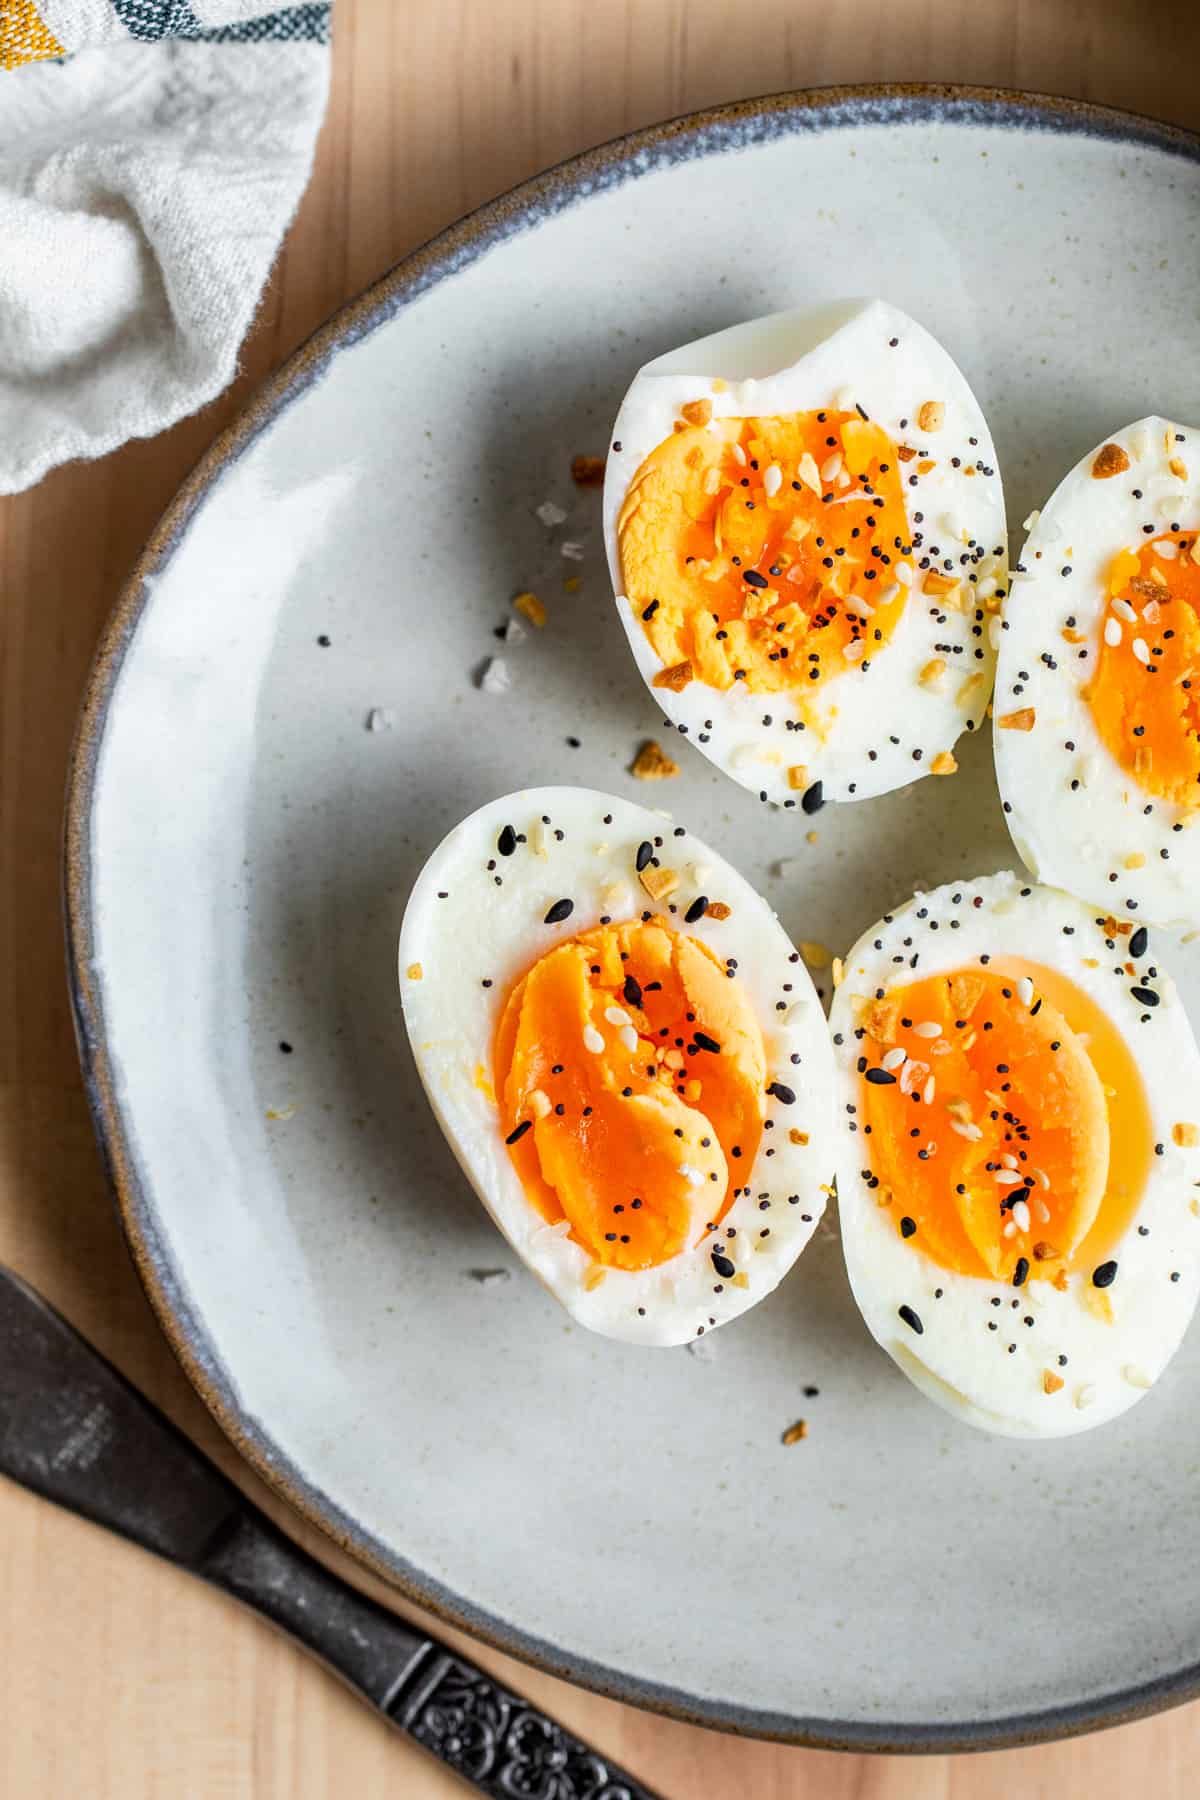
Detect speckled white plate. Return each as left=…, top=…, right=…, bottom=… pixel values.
left=67, top=88, right=1200, bottom=1750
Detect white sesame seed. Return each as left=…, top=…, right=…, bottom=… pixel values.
left=913, top=1020, right=942, bottom=1038
left=1112, top=598, right=1137, bottom=623
left=1003, top=1220, right=1017, bottom=1238
left=1036, top=1199, right=1051, bottom=1223
left=899, top=1059, right=929, bottom=1096
left=732, top=442, right=747, bottom=466
left=1022, top=509, right=1041, bottom=532
left=923, top=1076, right=936, bottom=1105
left=882, top=1046, right=908, bottom=1070
left=764, top=462, right=783, bottom=497
left=950, top=1120, right=983, bottom=1141
left=1017, top=975, right=1035, bottom=1007
left=620, top=1026, right=639, bottom=1053
left=605, top=1007, right=631, bottom=1027
left=1001, top=1153, right=1019, bottom=1169
left=1132, top=637, right=1151, bottom=665
left=1012, top=1199, right=1031, bottom=1232
left=679, top=1165, right=704, bottom=1188
left=1030, top=1166, right=1050, bottom=1189
left=796, top=454, right=821, bottom=493
left=988, top=616, right=1003, bottom=651
left=894, top=563, right=913, bottom=586
left=1157, top=538, right=1179, bottom=560
left=1122, top=1365, right=1153, bottom=1389
left=820, top=452, right=843, bottom=483
left=842, top=639, right=867, bottom=662
left=993, top=1169, right=1023, bottom=1186
left=1104, top=617, right=1122, bottom=647
left=583, top=1025, right=605, bottom=1054
left=560, top=539, right=586, bottom=562
left=1075, top=1384, right=1096, bottom=1411
left=878, top=582, right=900, bottom=606
left=480, top=657, right=511, bottom=695
left=536, top=500, right=567, bottom=527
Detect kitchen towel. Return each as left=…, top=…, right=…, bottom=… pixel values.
left=0, top=2, right=332, bottom=495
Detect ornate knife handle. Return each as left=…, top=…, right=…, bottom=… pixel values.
left=389, top=1646, right=660, bottom=1800
left=199, top=1510, right=664, bottom=1800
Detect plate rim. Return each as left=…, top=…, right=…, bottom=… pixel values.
left=63, top=82, right=1200, bottom=1753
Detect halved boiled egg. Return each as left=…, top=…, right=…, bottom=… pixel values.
left=603, top=299, right=1007, bottom=810
left=399, top=787, right=836, bottom=1345
left=995, top=417, right=1200, bottom=927
left=830, top=871, right=1200, bottom=1436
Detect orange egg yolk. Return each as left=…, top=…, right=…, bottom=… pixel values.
left=494, top=918, right=767, bottom=1270
left=859, top=961, right=1153, bottom=1285
left=617, top=409, right=913, bottom=698
left=1088, top=530, right=1200, bottom=805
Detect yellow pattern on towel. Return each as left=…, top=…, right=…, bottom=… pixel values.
left=1, top=0, right=65, bottom=69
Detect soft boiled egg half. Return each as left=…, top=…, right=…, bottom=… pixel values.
left=399, top=788, right=836, bottom=1345
left=830, top=871, right=1200, bottom=1436
left=603, top=298, right=1008, bottom=811
left=995, top=417, right=1200, bottom=928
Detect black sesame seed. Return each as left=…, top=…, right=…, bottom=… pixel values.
left=865, top=1067, right=897, bottom=1086
left=635, top=840, right=654, bottom=872
left=1129, top=926, right=1149, bottom=958
left=544, top=898, right=574, bottom=925
left=1013, top=1257, right=1029, bottom=1287
left=505, top=1120, right=532, bottom=1145
left=900, top=1216, right=917, bottom=1239
left=693, top=1031, right=721, bottom=1054
left=497, top=824, right=517, bottom=857
left=898, top=1304, right=923, bottom=1335
left=767, top=1081, right=796, bottom=1105
left=684, top=896, right=709, bottom=924
left=711, top=1251, right=736, bottom=1279
left=1092, top=1260, right=1118, bottom=1289
left=801, top=781, right=825, bottom=816
left=1130, top=985, right=1159, bottom=1007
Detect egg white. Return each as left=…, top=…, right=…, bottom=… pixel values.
left=603, top=298, right=1008, bottom=807
left=995, top=416, right=1200, bottom=928
left=399, top=786, right=837, bottom=1346
left=830, top=871, right=1200, bottom=1437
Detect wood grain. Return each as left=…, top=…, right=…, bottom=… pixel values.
left=2, top=1, right=1200, bottom=1794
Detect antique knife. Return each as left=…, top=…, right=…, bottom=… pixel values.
left=0, top=1264, right=661, bottom=1800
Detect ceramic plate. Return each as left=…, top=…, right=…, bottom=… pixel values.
left=67, top=88, right=1200, bottom=1750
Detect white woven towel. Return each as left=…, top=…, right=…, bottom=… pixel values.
left=0, top=2, right=332, bottom=495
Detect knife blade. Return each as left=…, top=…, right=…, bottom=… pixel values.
left=0, top=1265, right=662, bottom=1800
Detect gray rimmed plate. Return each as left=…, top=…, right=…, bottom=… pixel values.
left=66, top=86, right=1200, bottom=1751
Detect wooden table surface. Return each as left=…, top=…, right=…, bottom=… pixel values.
left=3, top=1, right=1200, bottom=1794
